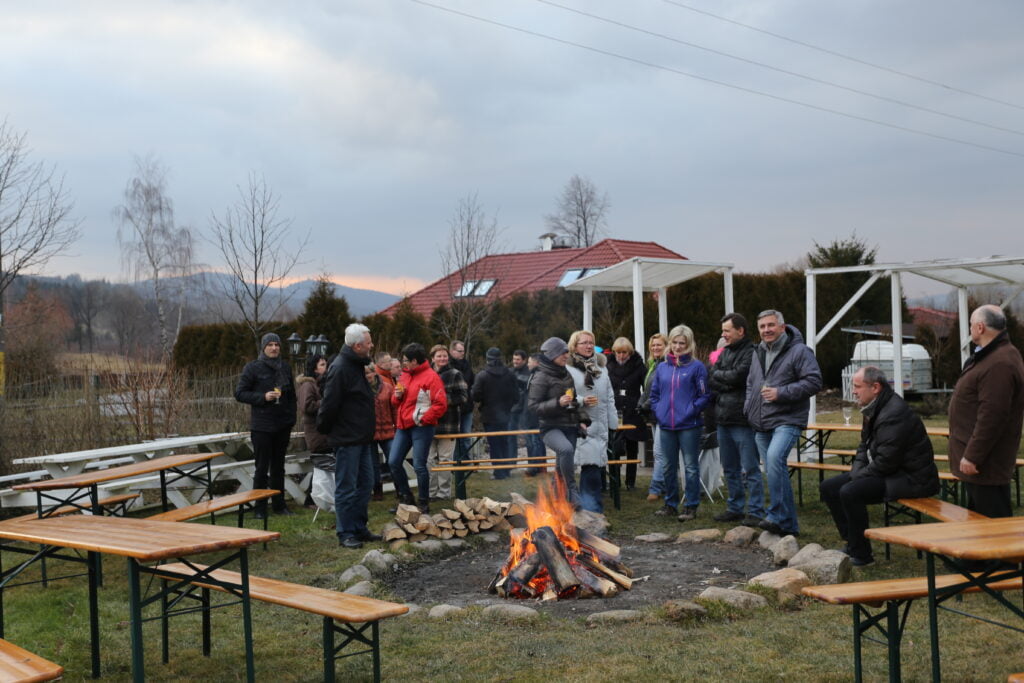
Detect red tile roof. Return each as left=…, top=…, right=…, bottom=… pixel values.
left=380, top=238, right=686, bottom=317
left=909, top=306, right=957, bottom=337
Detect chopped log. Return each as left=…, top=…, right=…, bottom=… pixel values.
left=478, top=519, right=494, bottom=530
left=441, top=508, right=462, bottom=521
left=401, top=522, right=419, bottom=535
left=506, top=502, right=526, bottom=517
left=414, top=518, right=432, bottom=532
left=541, top=587, right=558, bottom=601
left=466, top=521, right=480, bottom=533
left=395, top=504, right=420, bottom=525
left=439, top=528, right=454, bottom=540
left=509, top=492, right=532, bottom=507
left=470, top=497, right=488, bottom=515
left=506, top=552, right=543, bottom=587
left=408, top=533, right=427, bottom=542
left=432, top=513, right=446, bottom=524
left=487, top=567, right=506, bottom=594
left=578, top=555, right=632, bottom=590
left=381, top=522, right=406, bottom=542
left=454, top=499, right=476, bottom=519
left=606, top=558, right=633, bottom=578
left=575, top=527, right=620, bottom=561
left=491, top=517, right=512, bottom=532
left=435, top=518, right=453, bottom=530
left=452, top=520, right=466, bottom=530
left=532, top=526, right=581, bottom=596
left=454, top=528, right=469, bottom=538
left=498, top=502, right=511, bottom=516
left=506, top=514, right=528, bottom=529
left=574, top=564, right=618, bottom=598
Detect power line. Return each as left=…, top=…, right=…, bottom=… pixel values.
left=660, top=0, right=1024, bottom=112
left=535, top=0, right=1024, bottom=138
left=407, top=0, right=1024, bottom=158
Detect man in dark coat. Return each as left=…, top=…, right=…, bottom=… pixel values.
left=949, top=304, right=1024, bottom=518
left=449, top=340, right=476, bottom=461
left=234, top=332, right=297, bottom=517
left=318, top=323, right=380, bottom=549
left=820, top=366, right=939, bottom=566
left=708, top=313, right=765, bottom=525
left=472, top=347, right=519, bottom=479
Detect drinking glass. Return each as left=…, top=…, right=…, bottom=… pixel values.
left=841, top=404, right=853, bottom=425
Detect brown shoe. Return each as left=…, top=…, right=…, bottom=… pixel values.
left=646, top=493, right=660, bottom=502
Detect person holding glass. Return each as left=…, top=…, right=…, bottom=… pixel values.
left=566, top=330, right=618, bottom=513
left=649, top=325, right=711, bottom=521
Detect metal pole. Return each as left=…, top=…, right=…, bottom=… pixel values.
left=658, top=287, right=668, bottom=337
left=632, top=260, right=644, bottom=356
left=582, top=288, right=593, bottom=331
left=723, top=268, right=734, bottom=314
left=891, top=272, right=904, bottom=397
left=806, top=271, right=817, bottom=422
left=958, top=287, right=970, bottom=367
left=128, top=559, right=146, bottom=683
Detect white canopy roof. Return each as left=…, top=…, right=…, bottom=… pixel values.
left=805, top=255, right=1024, bottom=289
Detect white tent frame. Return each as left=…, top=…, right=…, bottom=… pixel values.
left=565, top=257, right=735, bottom=354
left=805, top=255, right=1024, bottom=415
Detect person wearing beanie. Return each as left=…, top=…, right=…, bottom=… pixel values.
left=472, top=347, right=519, bottom=479
left=234, top=331, right=298, bottom=517
left=528, top=337, right=591, bottom=507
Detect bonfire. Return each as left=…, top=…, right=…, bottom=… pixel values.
left=489, top=479, right=634, bottom=600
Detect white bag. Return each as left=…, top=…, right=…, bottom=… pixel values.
left=413, top=388, right=432, bottom=425
left=311, top=466, right=335, bottom=512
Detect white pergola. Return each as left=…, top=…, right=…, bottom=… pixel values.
left=805, top=255, right=1024, bottom=409
left=565, top=257, right=735, bottom=355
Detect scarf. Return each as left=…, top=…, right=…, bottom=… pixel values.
left=258, top=351, right=291, bottom=393
left=571, top=352, right=601, bottom=388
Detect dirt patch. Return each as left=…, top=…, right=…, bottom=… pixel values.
left=386, top=536, right=775, bottom=617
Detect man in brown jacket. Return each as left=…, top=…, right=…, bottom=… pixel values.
left=949, top=304, right=1024, bottom=518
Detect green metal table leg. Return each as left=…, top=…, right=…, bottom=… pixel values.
left=609, top=464, right=621, bottom=510
left=852, top=606, right=863, bottom=683
left=322, top=616, right=335, bottom=683
left=926, top=553, right=941, bottom=682
left=886, top=602, right=902, bottom=683
left=372, top=620, right=381, bottom=683
left=128, top=559, right=146, bottom=683
left=240, top=549, right=255, bottom=683
left=88, top=551, right=101, bottom=678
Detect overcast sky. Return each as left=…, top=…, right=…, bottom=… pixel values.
left=3, top=0, right=1022, bottom=299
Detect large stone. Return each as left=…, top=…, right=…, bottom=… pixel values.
left=479, top=533, right=502, bottom=544
left=677, top=528, right=723, bottom=544
left=573, top=509, right=609, bottom=537
left=482, top=604, right=540, bottom=620
left=416, top=539, right=445, bottom=552
left=723, top=526, right=759, bottom=546
left=662, top=600, right=708, bottom=621
left=442, top=539, right=468, bottom=549
left=698, top=586, right=769, bottom=610
left=771, top=536, right=801, bottom=565
left=428, top=604, right=464, bottom=618
left=787, top=543, right=824, bottom=568
left=635, top=532, right=674, bottom=543
left=340, top=564, right=372, bottom=584
left=343, top=581, right=374, bottom=596
left=360, top=550, right=397, bottom=576
left=748, top=568, right=812, bottom=596
left=587, top=610, right=643, bottom=624
left=758, top=530, right=781, bottom=548
left=797, top=552, right=851, bottom=585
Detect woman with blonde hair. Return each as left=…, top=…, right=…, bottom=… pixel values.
left=642, top=332, right=669, bottom=502
left=566, top=329, right=618, bottom=512
left=607, top=336, right=647, bottom=489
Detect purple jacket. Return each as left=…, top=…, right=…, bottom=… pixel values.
left=649, top=353, right=710, bottom=431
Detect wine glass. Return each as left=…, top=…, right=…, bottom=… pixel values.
left=273, top=386, right=282, bottom=404
left=841, top=403, right=853, bottom=425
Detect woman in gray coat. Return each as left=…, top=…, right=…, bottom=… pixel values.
left=567, top=330, right=618, bottom=513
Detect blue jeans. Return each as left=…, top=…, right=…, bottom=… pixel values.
left=334, top=443, right=373, bottom=541
left=718, top=425, right=765, bottom=518
left=648, top=425, right=665, bottom=496
left=525, top=433, right=545, bottom=474
left=372, top=439, right=392, bottom=486
left=455, top=412, right=474, bottom=461
left=754, top=424, right=801, bottom=534
left=484, top=421, right=511, bottom=479
left=388, top=425, right=435, bottom=504
left=659, top=427, right=701, bottom=510
left=579, top=464, right=603, bottom=513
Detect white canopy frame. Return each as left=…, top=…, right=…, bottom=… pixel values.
left=566, top=257, right=735, bottom=355
left=805, top=255, right=1024, bottom=416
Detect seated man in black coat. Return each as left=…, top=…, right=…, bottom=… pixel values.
left=820, top=366, right=939, bottom=566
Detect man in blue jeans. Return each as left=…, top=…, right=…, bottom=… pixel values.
left=317, top=323, right=381, bottom=549
left=708, top=313, right=765, bottom=526
left=744, top=309, right=822, bottom=537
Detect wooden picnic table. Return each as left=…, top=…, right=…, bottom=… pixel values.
left=0, top=515, right=278, bottom=681
left=12, top=451, right=222, bottom=517
left=865, top=517, right=1024, bottom=680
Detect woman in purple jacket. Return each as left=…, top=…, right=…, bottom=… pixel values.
left=649, top=324, right=711, bottom=521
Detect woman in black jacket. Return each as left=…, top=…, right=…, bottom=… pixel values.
left=527, top=337, right=590, bottom=507
left=234, top=333, right=297, bottom=517
left=607, top=337, right=648, bottom=489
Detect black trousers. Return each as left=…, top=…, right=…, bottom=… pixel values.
left=820, top=472, right=886, bottom=560
left=964, top=481, right=1013, bottom=518
left=251, top=428, right=291, bottom=511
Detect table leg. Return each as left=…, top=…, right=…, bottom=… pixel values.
left=128, top=559, right=146, bottom=683
left=240, top=549, right=255, bottom=683
left=322, top=615, right=335, bottom=683
left=609, top=464, right=621, bottom=511
left=926, top=553, right=941, bottom=682
left=88, top=551, right=101, bottom=678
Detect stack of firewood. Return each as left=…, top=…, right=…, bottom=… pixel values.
left=381, top=497, right=526, bottom=547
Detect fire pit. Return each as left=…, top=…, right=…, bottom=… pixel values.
left=489, top=481, right=634, bottom=600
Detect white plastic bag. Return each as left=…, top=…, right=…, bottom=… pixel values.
left=311, top=466, right=335, bottom=512
left=413, top=388, right=431, bottom=425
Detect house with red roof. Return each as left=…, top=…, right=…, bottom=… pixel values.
left=381, top=237, right=686, bottom=318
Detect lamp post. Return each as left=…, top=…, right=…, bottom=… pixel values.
left=286, top=332, right=330, bottom=375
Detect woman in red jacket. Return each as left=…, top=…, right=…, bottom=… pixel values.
left=387, top=342, right=447, bottom=513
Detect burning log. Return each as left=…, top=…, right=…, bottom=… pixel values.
left=574, top=564, right=619, bottom=598
left=575, top=527, right=620, bottom=562
left=578, top=555, right=632, bottom=590
left=532, top=526, right=581, bottom=597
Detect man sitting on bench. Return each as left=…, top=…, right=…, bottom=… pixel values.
left=820, top=366, right=939, bottom=566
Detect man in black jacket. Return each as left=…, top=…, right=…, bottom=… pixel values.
left=234, top=332, right=297, bottom=517
left=820, top=366, right=939, bottom=566
left=473, top=347, right=519, bottom=479
left=708, top=313, right=764, bottom=525
left=449, top=340, right=476, bottom=461
left=318, top=323, right=381, bottom=549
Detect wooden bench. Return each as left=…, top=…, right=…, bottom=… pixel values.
left=156, top=563, right=408, bottom=682
left=804, top=572, right=1023, bottom=682
left=1, top=493, right=141, bottom=523
left=788, top=461, right=961, bottom=506
left=0, top=639, right=63, bottom=682
left=146, top=489, right=278, bottom=528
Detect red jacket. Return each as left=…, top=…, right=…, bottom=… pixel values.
left=392, top=361, right=447, bottom=429
left=372, top=377, right=396, bottom=442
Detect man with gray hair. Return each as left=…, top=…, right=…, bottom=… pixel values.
left=820, top=366, right=939, bottom=566
left=949, top=304, right=1024, bottom=518
left=744, top=309, right=822, bottom=537
left=318, top=323, right=381, bottom=549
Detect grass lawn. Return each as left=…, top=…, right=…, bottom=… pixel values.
left=4, top=412, right=1024, bottom=681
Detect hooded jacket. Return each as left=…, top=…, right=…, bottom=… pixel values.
left=392, top=361, right=447, bottom=430
left=296, top=375, right=329, bottom=453
left=948, top=331, right=1024, bottom=486
left=234, top=352, right=297, bottom=432
left=708, top=337, right=754, bottom=427
left=472, top=360, right=518, bottom=425
left=744, top=325, right=822, bottom=431
left=317, top=345, right=375, bottom=447
left=527, top=356, right=590, bottom=431
left=649, top=352, right=710, bottom=431
left=851, top=383, right=940, bottom=499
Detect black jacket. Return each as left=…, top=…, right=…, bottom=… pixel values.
left=472, top=362, right=518, bottom=425
left=708, top=337, right=754, bottom=427
left=527, top=357, right=590, bottom=431
left=607, top=351, right=648, bottom=441
left=317, top=345, right=375, bottom=447
left=234, top=356, right=296, bottom=432
left=851, top=384, right=939, bottom=500
left=510, top=365, right=531, bottom=416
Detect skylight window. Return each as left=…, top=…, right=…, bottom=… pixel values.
left=454, top=279, right=498, bottom=297
left=558, top=267, right=605, bottom=287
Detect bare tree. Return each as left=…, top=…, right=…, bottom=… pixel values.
left=64, top=276, right=107, bottom=352
left=0, top=121, right=80, bottom=386
left=432, top=193, right=505, bottom=352
left=106, top=286, right=151, bottom=355
left=545, top=174, right=610, bottom=248
left=209, top=173, right=307, bottom=350
left=114, top=156, right=195, bottom=357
